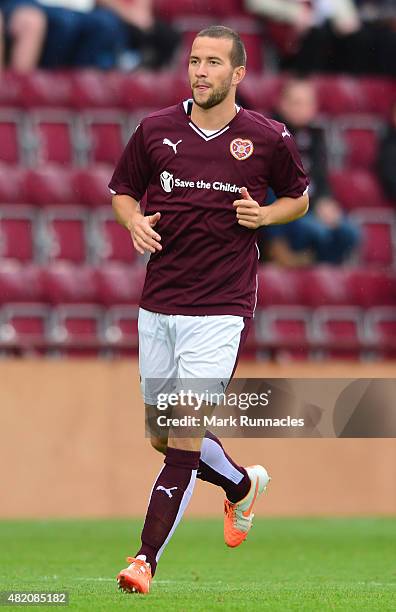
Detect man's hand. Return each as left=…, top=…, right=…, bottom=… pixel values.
left=233, top=187, right=267, bottom=229
left=128, top=211, right=162, bottom=255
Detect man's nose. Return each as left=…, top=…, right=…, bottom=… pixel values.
left=195, top=62, right=208, bottom=77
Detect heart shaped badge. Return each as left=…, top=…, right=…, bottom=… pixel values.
left=230, top=138, right=254, bottom=160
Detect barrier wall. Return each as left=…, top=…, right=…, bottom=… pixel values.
left=1, top=360, right=395, bottom=518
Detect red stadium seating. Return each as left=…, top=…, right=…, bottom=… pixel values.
left=49, top=304, right=104, bottom=354
left=0, top=165, right=28, bottom=204
left=239, top=74, right=283, bottom=113
left=0, top=206, right=37, bottom=262
left=72, top=165, right=112, bottom=207
left=121, top=71, right=190, bottom=111
left=0, top=303, right=50, bottom=351
left=329, top=169, right=386, bottom=210
left=257, top=266, right=304, bottom=306
left=0, top=72, right=25, bottom=108
left=300, top=266, right=353, bottom=307
left=364, top=306, right=396, bottom=357
left=154, top=0, right=245, bottom=21
left=40, top=207, right=90, bottom=263
left=24, top=166, right=77, bottom=206
left=80, top=111, right=126, bottom=165
left=70, top=70, right=125, bottom=109
left=348, top=268, right=396, bottom=307
left=103, top=305, right=139, bottom=352
left=95, top=263, right=146, bottom=306
left=257, top=305, right=311, bottom=360
left=311, top=306, right=364, bottom=358
left=0, top=262, right=44, bottom=303
left=19, top=71, right=73, bottom=108
left=42, top=262, right=98, bottom=304
left=92, top=207, right=138, bottom=264
left=28, top=111, right=76, bottom=165
left=0, top=111, right=24, bottom=164
left=334, top=116, right=382, bottom=170
left=350, top=208, right=396, bottom=267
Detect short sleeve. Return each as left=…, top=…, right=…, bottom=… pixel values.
left=108, top=122, right=152, bottom=200
left=269, top=131, right=309, bottom=199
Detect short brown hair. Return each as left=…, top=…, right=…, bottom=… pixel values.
left=196, top=25, right=247, bottom=68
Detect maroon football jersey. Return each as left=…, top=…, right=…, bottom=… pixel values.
left=109, top=101, right=308, bottom=317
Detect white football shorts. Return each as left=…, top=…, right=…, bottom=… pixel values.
left=138, top=307, right=249, bottom=405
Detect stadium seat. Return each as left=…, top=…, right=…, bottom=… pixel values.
left=257, top=306, right=311, bottom=360
left=92, top=207, right=138, bottom=264
left=257, top=266, right=304, bottom=306
left=49, top=304, right=104, bottom=354
left=20, top=71, right=73, bottom=108
left=24, top=166, right=77, bottom=206
left=0, top=206, right=37, bottom=262
left=239, top=74, right=283, bottom=113
left=154, top=0, right=245, bottom=20
left=0, top=111, right=24, bottom=164
left=329, top=169, right=386, bottom=210
left=72, top=165, right=112, bottom=207
left=314, top=76, right=368, bottom=116
left=0, top=262, right=44, bottom=303
left=0, top=303, right=50, bottom=352
left=311, top=306, right=364, bottom=358
left=42, top=262, right=98, bottom=304
left=80, top=111, right=126, bottom=165
left=70, top=70, right=125, bottom=109
left=350, top=208, right=396, bottom=267
left=348, top=268, right=396, bottom=308
left=27, top=111, right=77, bottom=166
left=334, top=116, right=382, bottom=170
left=0, top=165, right=28, bottom=204
left=121, top=71, right=190, bottom=111
left=300, top=266, right=353, bottom=307
left=0, top=71, right=25, bottom=108
left=39, top=207, right=90, bottom=263
left=364, top=306, right=396, bottom=357
left=359, top=78, right=396, bottom=118
left=103, top=304, right=139, bottom=352
left=95, top=263, right=146, bottom=306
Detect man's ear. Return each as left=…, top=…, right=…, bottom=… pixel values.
left=232, top=66, right=246, bottom=86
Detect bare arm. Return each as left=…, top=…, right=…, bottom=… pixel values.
left=268, top=238, right=314, bottom=267
left=233, top=187, right=309, bottom=229
left=112, top=193, right=162, bottom=255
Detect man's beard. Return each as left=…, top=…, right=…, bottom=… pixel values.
left=192, top=79, right=232, bottom=110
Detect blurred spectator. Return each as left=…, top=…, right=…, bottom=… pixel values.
left=0, top=0, right=47, bottom=72
left=100, top=0, right=180, bottom=69
left=1, top=0, right=179, bottom=71
left=377, top=102, right=396, bottom=203
left=261, top=79, right=360, bottom=266
left=1, top=0, right=127, bottom=70
left=38, top=0, right=126, bottom=69
left=245, top=0, right=361, bottom=71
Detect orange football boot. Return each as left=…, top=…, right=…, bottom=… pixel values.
left=117, top=557, right=152, bottom=594
left=224, top=465, right=270, bottom=548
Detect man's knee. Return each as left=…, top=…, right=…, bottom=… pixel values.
left=150, top=437, right=168, bottom=454
left=10, top=6, right=46, bottom=36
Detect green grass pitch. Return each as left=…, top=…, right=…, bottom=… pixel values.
left=0, top=518, right=395, bottom=611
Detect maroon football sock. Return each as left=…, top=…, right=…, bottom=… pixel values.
left=197, top=431, right=251, bottom=503
left=135, top=447, right=200, bottom=576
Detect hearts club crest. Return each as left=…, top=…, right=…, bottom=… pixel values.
left=230, top=138, right=254, bottom=161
